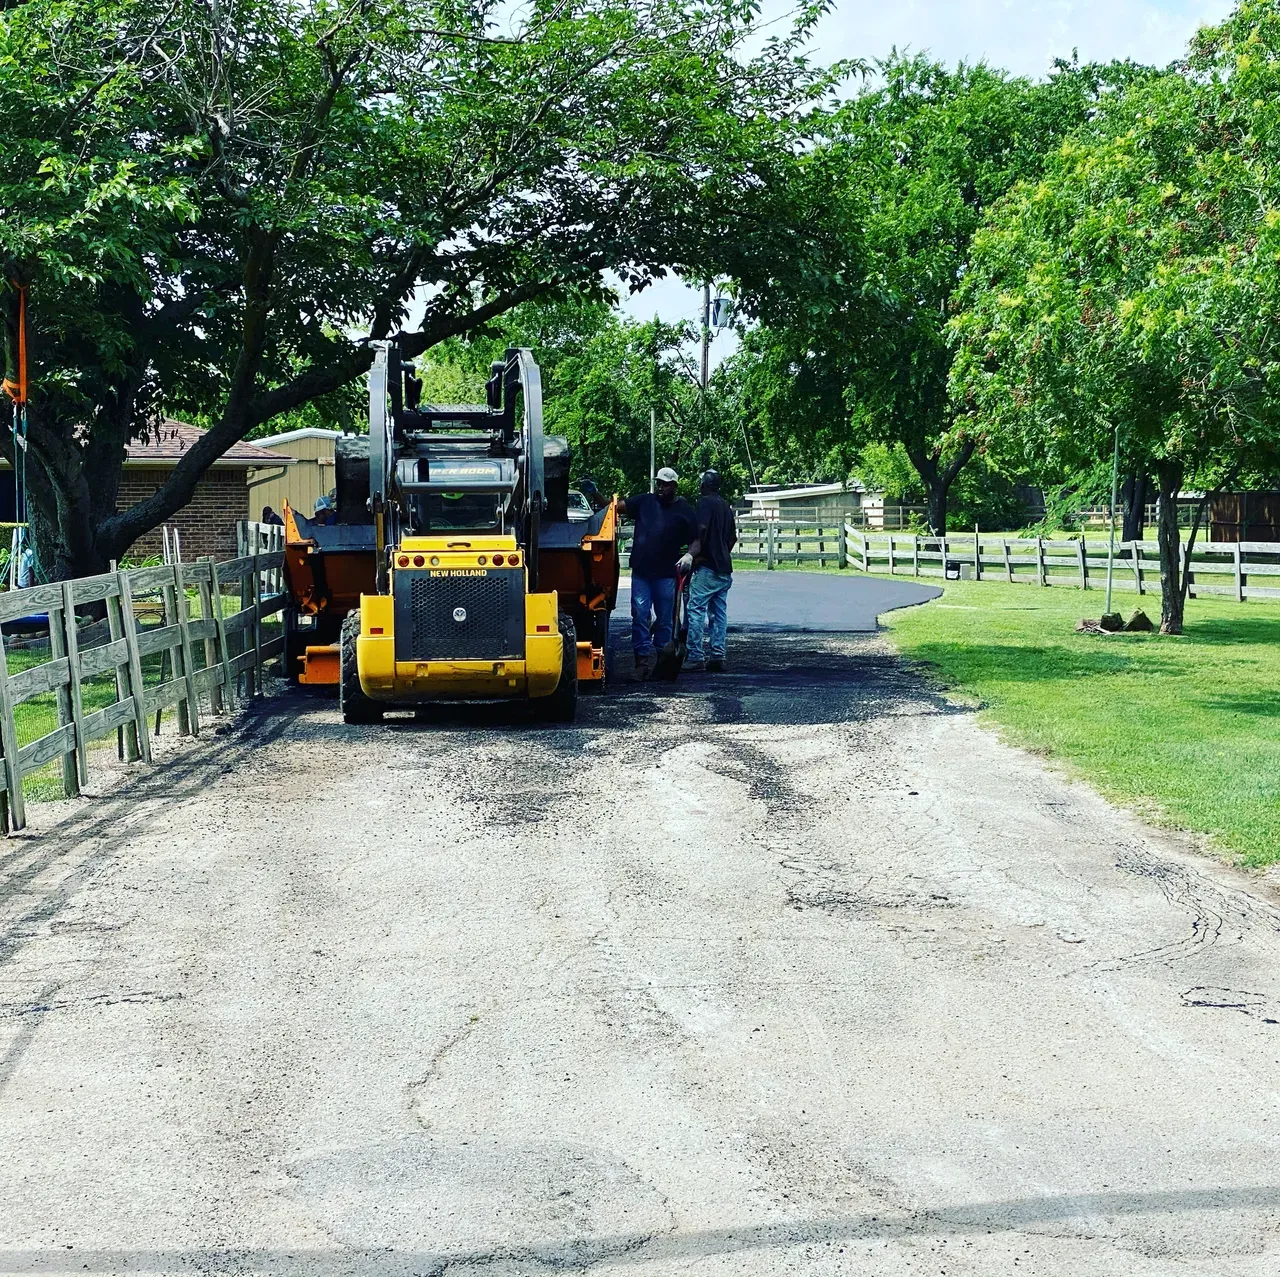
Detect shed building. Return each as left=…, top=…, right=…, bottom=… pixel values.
left=742, top=482, right=869, bottom=521
left=246, top=428, right=342, bottom=520
left=1210, top=491, right=1280, bottom=542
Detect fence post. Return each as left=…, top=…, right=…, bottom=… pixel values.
left=1034, top=535, right=1045, bottom=587
left=117, top=571, right=153, bottom=765
left=156, top=574, right=188, bottom=738
left=251, top=550, right=263, bottom=695
left=838, top=521, right=847, bottom=569
left=860, top=530, right=868, bottom=572
left=195, top=559, right=224, bottom=714
left=1234, top=541, right=1244, bottom=603
left=888, top=536, right=896, bottom=576
left=1182, top=541, right=1193, bottom=600
left=60, top=581, right=89, bottom=792
left=766, top=522, right=775, bottom=571
left=105, top=584, right=140, bottom=762
left=0, top=633, right=25, bottom=832
left=974, top=530, right=982, bottom=581
left=1132, top=541, right=1143, bottom=595
left=172, top=564, right=201, bottom=736
left=210, top=561, right=237, bottom=712
left=1077, top=538, right=1088, bottom=590
left=45, top=596, right=80, bottom=798
left=1003, top=539, right=1013, bottom=583
left=913, top=535, right=920, bottom=576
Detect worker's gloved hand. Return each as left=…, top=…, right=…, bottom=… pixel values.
left=677, top=553, right=694, bottom=573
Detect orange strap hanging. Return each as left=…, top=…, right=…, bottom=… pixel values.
left=2, top=284, right=28, bottom=405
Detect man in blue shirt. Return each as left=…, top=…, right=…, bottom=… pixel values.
left=617, top=467, right=696, bottom=679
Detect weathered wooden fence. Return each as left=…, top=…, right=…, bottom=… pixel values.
left=0, top=545, right=288, bottom=833
left=734, top=520, right=849, bottom=568
left=621, top=518, right=1280, bottom=597
left=846, top=531, right=1280, bottom=601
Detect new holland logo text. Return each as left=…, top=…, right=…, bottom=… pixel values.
left=429, top=568, right=488, bottom=578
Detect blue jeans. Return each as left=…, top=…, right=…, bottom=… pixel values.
left=631, top=574, right=676, bottom=657
left=687, top=568, right=732, bottom=660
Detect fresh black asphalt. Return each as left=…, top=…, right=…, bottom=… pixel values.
left=617, top=570, right=941, bottom=633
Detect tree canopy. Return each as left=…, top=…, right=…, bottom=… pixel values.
left=0, top=0, right=828, bottom=576
left=725, top=52, right=1138, bottom=534
left=413, top=296, right=757, bottom=500
left=7, top=0, right=1280, bottom=644
left=951, top=1, right=1280, bottom=630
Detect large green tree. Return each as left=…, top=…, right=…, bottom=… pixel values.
left=951, top=1, right=1280, bottom=633
left=0, top=0, right=827, bottom=578
left=727, top=53, right=1145, bottom=534
left=413, top=296, right=756, bottom=498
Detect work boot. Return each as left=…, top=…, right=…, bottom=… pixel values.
left=684, top=660, right=707, bottom=673
left=707, top=657, right=726, bottom=673
left=633, top=653, right=655, bottom=681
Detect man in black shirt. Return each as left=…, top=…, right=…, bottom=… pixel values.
left=685, top=470, right=737, bottom=672
left=617, top=467, right=696, bottom=678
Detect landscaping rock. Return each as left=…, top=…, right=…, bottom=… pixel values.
left=1125, top=609, right=1155, bottom=632
left=1100, top=612, right=1124, bottom=631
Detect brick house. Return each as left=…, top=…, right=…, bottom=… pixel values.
left=0, top=421, right=294, bottom=562
left=113, top=421, right=295, bottom=560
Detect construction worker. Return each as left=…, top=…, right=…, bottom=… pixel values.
left=617, top=467, right=695, bottom=679
left=684, top=469, right=736, bottom=672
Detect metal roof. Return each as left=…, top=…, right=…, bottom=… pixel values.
left=745, top=481, right=866, bottom=502
left=251, top=427, right=345, bottom=448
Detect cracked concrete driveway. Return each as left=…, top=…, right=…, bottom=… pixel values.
left=1, top=628, right=1279, bottom=1275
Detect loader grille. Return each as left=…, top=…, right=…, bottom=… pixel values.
left=393, top=569, right=525, bottom=662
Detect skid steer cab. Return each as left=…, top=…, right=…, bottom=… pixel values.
left=280, top=338, right=620, bottom=724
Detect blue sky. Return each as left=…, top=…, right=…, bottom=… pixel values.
left=620, top=0, right=1236, bottom=349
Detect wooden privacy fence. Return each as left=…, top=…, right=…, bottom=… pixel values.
left=0, top=547, right=288, bottom=834
left=847, top=531, right=1280, bottom=601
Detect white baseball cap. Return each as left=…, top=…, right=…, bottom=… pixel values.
left=656, top=467, right=679, bottom=483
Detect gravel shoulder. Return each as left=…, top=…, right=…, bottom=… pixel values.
left=1, top=632, right=1278, bottom=1275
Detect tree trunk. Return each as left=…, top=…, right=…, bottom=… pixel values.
left=1155, top=462, right=1184, bottom=635
left=926, top=485, right=948, bottom=538
left=908, top=437, right=977, bottom=537
left=1121, top=472, right=1148, bottom=542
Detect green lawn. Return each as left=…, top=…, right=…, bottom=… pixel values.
left=883, top=580, right=1280, bottom=867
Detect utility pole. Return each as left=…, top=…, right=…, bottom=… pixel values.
left=700, top=282, right=711, bottom=394
left=649, top=406, right=656, bottom=493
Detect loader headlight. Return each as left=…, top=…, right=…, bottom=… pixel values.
left=508, top=553, right=520, bottom=567
left=430, top=556, right=440, bottom=566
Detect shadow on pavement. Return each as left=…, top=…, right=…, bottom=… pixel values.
left=1, top=1184, right=1275, bottom=1273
